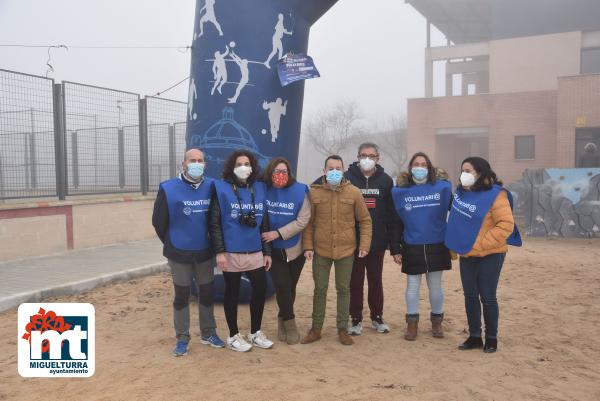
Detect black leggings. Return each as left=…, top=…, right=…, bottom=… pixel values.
left=223, top=267, right=267, bottom=337
left=269, top=249, right=305, bottom=321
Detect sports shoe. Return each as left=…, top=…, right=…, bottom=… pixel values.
left=371, top=316, right=390, bottom=333
left=227, top=333, right=252, bottom=352
left=347, top=320, right=363, bottom=336
left=248, top=330, right=274, bottom=349
left=200, top=334, right=226, bottom=348
left=172, top=340, right=189, bottom=356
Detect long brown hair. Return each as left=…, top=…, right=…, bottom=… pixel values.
left=407, top=152, right=437, bottom=186
left=262, top=157, right=297, bottom=188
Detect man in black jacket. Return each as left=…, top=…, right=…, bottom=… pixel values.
left=345, top=142, right=395, bottom=335
left=152, top=148, right=225, bottom=356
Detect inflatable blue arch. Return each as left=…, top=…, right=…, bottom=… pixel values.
left=186, top=0, right=338, bottom=177
left=190, top=268, right=276, bottom=303
left=186, top=1, right=338, bottom=302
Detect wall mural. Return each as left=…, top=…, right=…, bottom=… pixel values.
left=509, top=168, right=600, bottom=237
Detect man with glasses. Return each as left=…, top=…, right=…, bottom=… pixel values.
left=346, top=143, right=394, bottom=335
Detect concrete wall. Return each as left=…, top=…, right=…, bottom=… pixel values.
left=0, top=196, right=156, bottom=262
left=0, top=214, right=68, bottom=261
left=557, top=74, right=600, bottom=167
left=72, top=199, right=155, bottom=249
left=489, top=31, right=581, bottom=94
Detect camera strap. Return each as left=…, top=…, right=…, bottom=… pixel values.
left=232, top=182, right=256, bottom=217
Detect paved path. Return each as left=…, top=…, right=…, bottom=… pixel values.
left=0, top=239, right=166, bottom=312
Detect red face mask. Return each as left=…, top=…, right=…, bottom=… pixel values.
left=272, top=172, right=289, bottom=188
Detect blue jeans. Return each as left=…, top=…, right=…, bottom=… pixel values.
left=459, top=253, right=505, bottom=339
left=405, top=271, right=444, bottom=315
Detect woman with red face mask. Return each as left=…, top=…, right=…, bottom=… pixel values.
left=262, top=157, right=311, bottom=345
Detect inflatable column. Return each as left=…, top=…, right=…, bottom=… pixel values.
left=186, top=0, right=338, bottom=176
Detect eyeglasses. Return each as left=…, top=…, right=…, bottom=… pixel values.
left=358, top=153, right=378, bottom=159
left=273, top=169, right=288, bottom=175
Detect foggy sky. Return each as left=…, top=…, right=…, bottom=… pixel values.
left=0, top=0, right=445, bottom=123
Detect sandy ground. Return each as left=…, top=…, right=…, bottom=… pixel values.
left=1, top=237, right=600, bottom=401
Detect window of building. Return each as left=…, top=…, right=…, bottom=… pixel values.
left=581, top=47, right=600, bottom=74
left=515, top=135, right=535, bottom=160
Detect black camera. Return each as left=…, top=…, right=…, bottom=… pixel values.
left=238, top=210, right=257, bottom=228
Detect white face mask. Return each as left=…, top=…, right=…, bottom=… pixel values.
left=460, top=172, right=476, bottom=187
left=359, top=157, right=376, bottom=172
left=233, top=165, right=252, bottom=180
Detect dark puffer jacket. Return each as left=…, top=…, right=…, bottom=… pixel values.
left=344, top=162, right=394, bottom=252
left=389, top=168, right=452, bottom=275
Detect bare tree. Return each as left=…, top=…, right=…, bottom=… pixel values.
left=302, top=101, right=364, bottom=157
left=374, top=115, right=408, bottom=178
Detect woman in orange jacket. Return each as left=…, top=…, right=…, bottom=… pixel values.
left=445, top=157, right=521, bottom=353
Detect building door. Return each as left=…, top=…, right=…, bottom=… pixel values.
left=576, top=128, right=600, bottom=168
left=436, top=127, right=489, bottom=181
left=436, top=131, right=489, bottom=182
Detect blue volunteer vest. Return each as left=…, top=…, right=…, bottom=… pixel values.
left=392, top=180, right=452, bottom=245
left=266, top=182, right=308, bottom=249
left=445, top=185, right=522, bottom=255
left=160, top=177, right=214, bottom=251
left=214, top=180, right=266, bottom=253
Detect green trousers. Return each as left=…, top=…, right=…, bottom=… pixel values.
left=311, top=254, right=354, bottom=330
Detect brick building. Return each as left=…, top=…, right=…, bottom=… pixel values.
left=405, top=0, right=600, bottom=184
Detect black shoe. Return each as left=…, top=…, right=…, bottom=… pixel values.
left=483, top=338, right=497, bottom=353
left=458, top=336, right=483, bottom=350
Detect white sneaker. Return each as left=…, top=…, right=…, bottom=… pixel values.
left=347, top=321, right=363, bottom=336
left=248, top=330, right=274, bottom=349
left=227, top=333, right=252, bottom=352
left=372, top=317, right=390, bottom=333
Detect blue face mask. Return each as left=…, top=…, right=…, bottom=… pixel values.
left=187, top=162, right=205, bottom=180
left=326, top=169, right=343, bottom=186
left=411, top=167, right=428, bottom=182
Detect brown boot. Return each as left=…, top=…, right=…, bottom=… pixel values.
left=431, top=313, right=444, bottom=338
left=283, top=318, right=300, bottom=345
left=277, top=317, right=286, bottom=342
left=338, top=329, right=354, bottom=345
left=300, top=328, right=322, bottom=344
left=404, top=314, right=419, bottom=341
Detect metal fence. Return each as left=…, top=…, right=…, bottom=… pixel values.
left=146, top=96, right=187, bottom=191
left=0, top=70, right=57, bottom=199
left=63, top=81, right=141, bottom=195
left=0, top=68, right=188, bottom=201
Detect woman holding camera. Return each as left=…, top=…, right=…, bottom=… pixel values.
left=210, top=150, right=274, bottom=352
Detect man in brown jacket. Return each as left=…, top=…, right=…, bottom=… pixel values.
left=301, top=155, right=372, bottom=345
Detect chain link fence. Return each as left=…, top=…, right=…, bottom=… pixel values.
left=0, top=69, right=189, bottom=201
